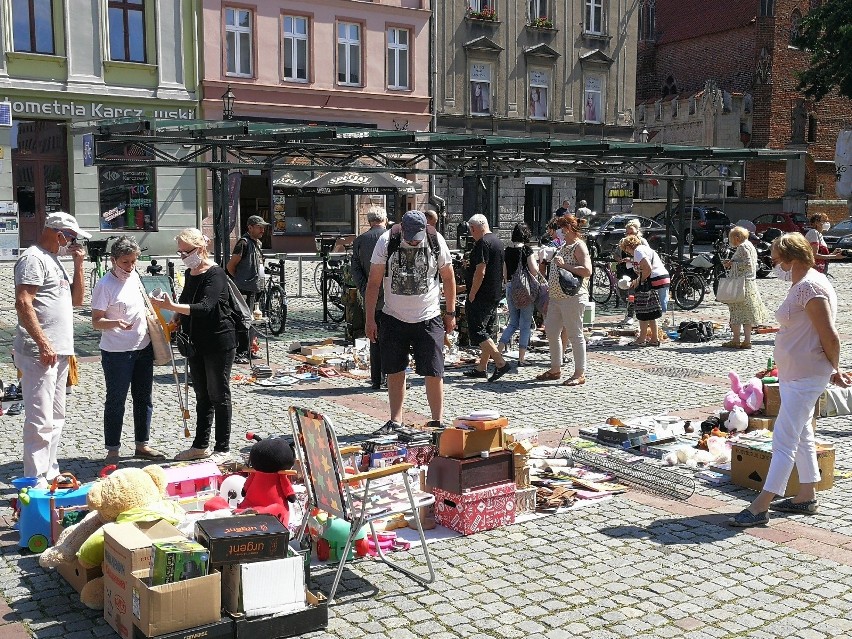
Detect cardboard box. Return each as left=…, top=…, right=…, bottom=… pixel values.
left=195, top=515, right=289, bottom=566
left=230, top=590, right=328, bottom=639
left=151, top=540, right=210, bottom=586
left=132, top=618, right=233, bottom=639
left=730, top=443, right=835, bottom=496
left=432, top=481, right=516, bottom=535
left=763, top=382, right=781, bottom=417
left=403, top=444, right=436, bottom=467
left=221, top=556, right=305, bottom=618
left=131, top=569, right=221, bottom=638
left=426, top=451, right=514, bottom=494
left=747, top=415, right=776, bottom=432
left=57, top=558, right=102, bottom=594
left=452, top=416, right=509, bottom=431
left=103, top=521, right=186, bottom=639
left=438, top=427, right=505, bottom=459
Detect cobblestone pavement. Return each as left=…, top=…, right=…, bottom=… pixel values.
left=0, top=259, right=851, bottom=639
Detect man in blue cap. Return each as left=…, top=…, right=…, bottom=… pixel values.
left=365, top=211, right=456, bottom=433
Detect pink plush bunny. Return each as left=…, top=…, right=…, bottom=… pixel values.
left=724, top=371, right=764, bottom=415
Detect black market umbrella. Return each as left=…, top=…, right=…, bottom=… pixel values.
left=299, top=171, right=422, bottom=195
left=271, top=169, right=312, bottom=193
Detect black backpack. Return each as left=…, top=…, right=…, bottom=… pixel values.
left=677, top=321, right=714, bottom=342
left=385, top=223, right=442, bottom=280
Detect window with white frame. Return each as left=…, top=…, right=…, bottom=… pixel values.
left=584, top=75, right=603, bottom=123
left=585, top=0, right=603, bottom=34
left=337, top=22, right=361, bottom=85
left=387, top=27, right=409, bottom=90
left=470, top=63, right=492, bottom=115
left=225, top=8, right=252, bottom=76
left=529, top=0, right=547, bottom=20
left=283, top=15, right=308, bottom=81
left=529, top=70, right=549, bottom=120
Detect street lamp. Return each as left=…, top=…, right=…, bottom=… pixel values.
left=639, top=127, right=649, bottom=143
left=222, top=85, right=236, bottom=120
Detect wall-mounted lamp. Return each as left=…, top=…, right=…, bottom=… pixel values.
left=222, top=85, right=236, bottom=121
left=639, top=127, right=649, bottom=143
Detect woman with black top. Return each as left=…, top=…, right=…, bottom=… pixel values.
left=614, top=219, right=648, bottom=325
left=152, top=228, right=236, bottom=461
left=497, top=223, right=541, bottom=366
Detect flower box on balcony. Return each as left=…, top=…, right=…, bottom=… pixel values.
left=527, top=18, right=555, bottom=30
left=466, top=8, right=499, bottom=23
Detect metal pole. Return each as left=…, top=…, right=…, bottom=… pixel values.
left=297, top=255, right=303, bottom=298
left=665, top=180, right=674, bottom=252
left=678, top=177, right=686, bottom=262
left=211, top=148, right=223, bottom=264
left=219, top=167, right=230, bottom=267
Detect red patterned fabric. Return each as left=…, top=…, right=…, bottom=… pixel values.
left=432, top=481, right=516, bottom=535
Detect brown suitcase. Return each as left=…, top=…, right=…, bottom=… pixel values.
left=426, top=451, right=514, bottom=494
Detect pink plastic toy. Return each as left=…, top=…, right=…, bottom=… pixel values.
left=724, top=371, right=764, bottom=415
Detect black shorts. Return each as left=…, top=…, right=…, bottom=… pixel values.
left=379, top=312, right=445, bottom=378
left=465, top=299, right=497, bottom=345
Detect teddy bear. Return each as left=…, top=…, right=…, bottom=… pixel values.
left=39, top=465, right=181, bottom=610
left=203, top=437, right=296, bottom=526
left=724, top=371, right=764, bottom=415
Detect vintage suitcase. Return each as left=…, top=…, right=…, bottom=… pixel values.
left=426, top=451, right=514, bottom=494
left=437, top=427, right=505, bottom=459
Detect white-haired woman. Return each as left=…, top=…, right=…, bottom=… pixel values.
left=91, top=236, right=164, bottom=463
left=721, top=226, right=769, bottom=349
left=152, top=229, right=236, bottom=461
left=615, top=219, right=648, bottom=325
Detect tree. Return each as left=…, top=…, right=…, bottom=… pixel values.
left=794, top=0, right=852, bottom=101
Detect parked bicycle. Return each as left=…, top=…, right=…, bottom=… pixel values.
left=312, top=254, right=349, bottom=295
left=256, top=259, right=287, bottom=335
left=84, top=236, right=119, bottom=290
left=588, top=258, right=618, bottom=306
left=660, top=253, right=707, bottom=311
left=317, top=249, right=350, bottom=323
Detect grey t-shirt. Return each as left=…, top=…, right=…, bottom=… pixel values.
left=13, top=246, right=75, bottom=358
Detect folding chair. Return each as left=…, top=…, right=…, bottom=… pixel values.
left=288, top=406, right=435, bottom=603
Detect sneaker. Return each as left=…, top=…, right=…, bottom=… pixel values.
left=105, top=450, right=121, bottom=464
left=463, top=369, right=488, bottom=379
left=174, top=447, right=211, bottom=461
left=209, top=451, right=232, bottom=463
left=727, top=508, right=769, bottom=528
left=33, top=477, right=49, bottom=490
left=488, top=363, right=513, bottom=383
left=371, top=420, right=402, bottom=436
left=770, top=498, right=818, bottom=515
left=234, top=354, right=250, bottom=365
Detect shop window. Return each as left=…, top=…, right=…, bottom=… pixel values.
left=462, top=176, right=498, bottom=229
left=528, top=70, right=549, bottom=120
left=97, top=143, right=157, bottom=232
left=584, top=0, right=604, bottom=35
left=387, top=27, right=409, bottom=90
left=470, top=63, right=492, bottom=115
left=337, top=21, right=361, bottom=86
left=225, top=7, right=253, bottom=76
left=282, top=15, right=308, bottom=82
left=12, top=0, right=54, bottom=54
left=108, top=0, right=146, bottom=62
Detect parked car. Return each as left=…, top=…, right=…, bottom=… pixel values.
left=752, top=212, right=809, bottom=235
left=585, top=213, right=678, bottom=258
left=653, top=206, right=731, bottom=244
left=823, top=219, right=852, bottom=250
left=836, top=232, right=852, bottom=258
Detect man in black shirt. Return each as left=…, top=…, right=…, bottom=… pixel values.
left=555, top=199, right=571, bottom=217
left=463, top=214, right=511, bottom=382
left=227, top=215, right=268, bottom=364
left=351, top=207, right=387, bottom=389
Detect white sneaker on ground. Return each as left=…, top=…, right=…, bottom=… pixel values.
left=174, top=447, right=211, bottom=461
left=208, top=451, right=232, bottom=463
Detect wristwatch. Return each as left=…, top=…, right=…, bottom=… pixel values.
left=444, top=311, right=456, bottom=318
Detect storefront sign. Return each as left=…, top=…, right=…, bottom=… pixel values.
left=2, top=96, right=194, bottom=120
left=99, top=166, right=157, bottom=232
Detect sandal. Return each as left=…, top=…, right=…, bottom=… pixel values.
left=535, top=370, right=561, bottom=381
left=645, top=341, right=660, bottom=347
left=628, top=341, right=647, bottom=347
left=721, top=340, right=740, bottom=348
left=105, top=450, right=121, bottom=463
left=563, top=376, right=586, bottom=387
left=135, top=447, right=167, bottom=460
left=739, top=342, right=752, bottom=349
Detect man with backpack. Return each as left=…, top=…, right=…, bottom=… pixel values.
left=227, top=215, right=268, bottom=364
left=463, top=214, right=511, bottom=382
left=365, top=211, right=456, bottom=433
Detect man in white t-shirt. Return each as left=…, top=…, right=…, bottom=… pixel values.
left=575, top=200, right=592, bottom=221
left=365, top=211, right=456, bottom=433
left=14, top=212, right=90, bottom=488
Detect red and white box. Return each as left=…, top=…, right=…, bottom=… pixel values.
left=432, top=481, right=516, bottom=535
left=404, top=444, right=436, bottom=467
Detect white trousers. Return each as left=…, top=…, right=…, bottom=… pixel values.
left=18, top=354, right=69, bottom=481
left=544, top=295, right=587, bottom=373
left=763, top=376, right=827, bottom=496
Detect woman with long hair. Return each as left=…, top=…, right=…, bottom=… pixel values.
left=497, top=223, right=541, bottom=366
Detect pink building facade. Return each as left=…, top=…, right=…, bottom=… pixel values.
left=200, top=0, right=432, bottom=252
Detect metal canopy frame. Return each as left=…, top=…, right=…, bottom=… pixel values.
left=72, top=118, right=802, bottom=262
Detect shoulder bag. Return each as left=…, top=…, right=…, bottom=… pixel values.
left=715, top=276, right=747, bottom=304
left=556, top=243, right=584, bottom=296
left=138, top=280, right=172, bottom=366
left=510, top=248, right=539, bottom=309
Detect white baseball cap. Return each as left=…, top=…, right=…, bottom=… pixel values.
left=44, top=212, right=92, bottom=239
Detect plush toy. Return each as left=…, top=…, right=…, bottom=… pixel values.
left=724, top=371, right=764, bottom=415
left=204, top=437, right=296, bottom=526
left=317, top=517, right=369, bottom=562
left=39, top=465, right=175, bottom=610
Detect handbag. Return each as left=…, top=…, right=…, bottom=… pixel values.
left=174, top=330, right=195, bottom=359
left=634, top=278, right=662, bottom=320
left=66, top=355, right=78, bottom=387
left=716, top=276, right=747, bottom=303
left=138, top=281, right=172, bottom=366
left=558, top=268, right=583, bottom=296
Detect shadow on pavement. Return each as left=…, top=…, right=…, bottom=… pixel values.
left=600, top=513, right=740, bottom=544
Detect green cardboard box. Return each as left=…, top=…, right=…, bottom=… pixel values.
left=151, top=540, right=210, bottom=586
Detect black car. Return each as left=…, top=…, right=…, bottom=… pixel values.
left=823, top=219, right=852, bottom=250
left=654, top=207, right=731, bottom=245
left=585, top=214, right=678, bottom=258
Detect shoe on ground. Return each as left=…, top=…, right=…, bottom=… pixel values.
left=34, top=477, right=49, bottom=490
left=174, top=447, right=211, bottom=461
left=134, top=447, right=166, bottom=460
left=209, top=450, right=232, bottom=463
left=105, top=450, right=121, bottom=464
left=463, top=369, right=488, bottom=379
left=234, top=354, right=250, bottom=364
left=425, top=420, right=445, bottom=429
left=372, top=420, right=402, bottom=436
left=624, top=317, right=636, bottom=326
left=488, top=363, right=512, bottom=383
left=721, top=340, right=740, bottom=348
left=727, top=508, right=769, bottom=527
left=370, top=380, right=382, bottom=390
left=7, top=402, right=23, bottom=416
left=770, top=498, right=818, bottom=515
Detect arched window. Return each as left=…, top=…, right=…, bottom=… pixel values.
left=661, top=75, right=677, bottom=97
left=760, top=0, right=774, bottom=17
left=790, top=9, right=802, bottom=46
left=639, top=0, right=655, bottom=41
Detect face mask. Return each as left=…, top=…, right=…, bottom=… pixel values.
left=112, top=263, right=134, bottom=281
left=182, top=251, right=203, bottom=269
left=57, top=245, right=68, bottom=257
left=773, top=264, right=792, bottom=282
left=823, top=222, right=831, bottom=231
left=556, top=229, right=565, bottom=241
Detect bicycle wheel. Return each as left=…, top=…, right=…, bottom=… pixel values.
left=590, top=263, right=614, bottom=305
left=313, top=262, right=323, bottom=294
left=324, top=275, right=346, bottom=323
left=89, top=267, right=100, bottom=291
left=267, top=286, right=286, bottom=335
left=673, top=273, right=706, bottom=310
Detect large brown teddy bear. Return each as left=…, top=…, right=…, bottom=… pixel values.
left=39, top=465, right=175, bottom=609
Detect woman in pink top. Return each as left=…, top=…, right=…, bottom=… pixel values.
left=729, top=233, right=850, bottom=528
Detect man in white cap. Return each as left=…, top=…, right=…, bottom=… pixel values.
left=365, top=211, right=456, bottom=433
left=14, top=212, right=90, bottom=488
left=227, top=214, right=269, bottom=364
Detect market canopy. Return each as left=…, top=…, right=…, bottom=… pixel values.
left=298, top=171, right=422, bottom=195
